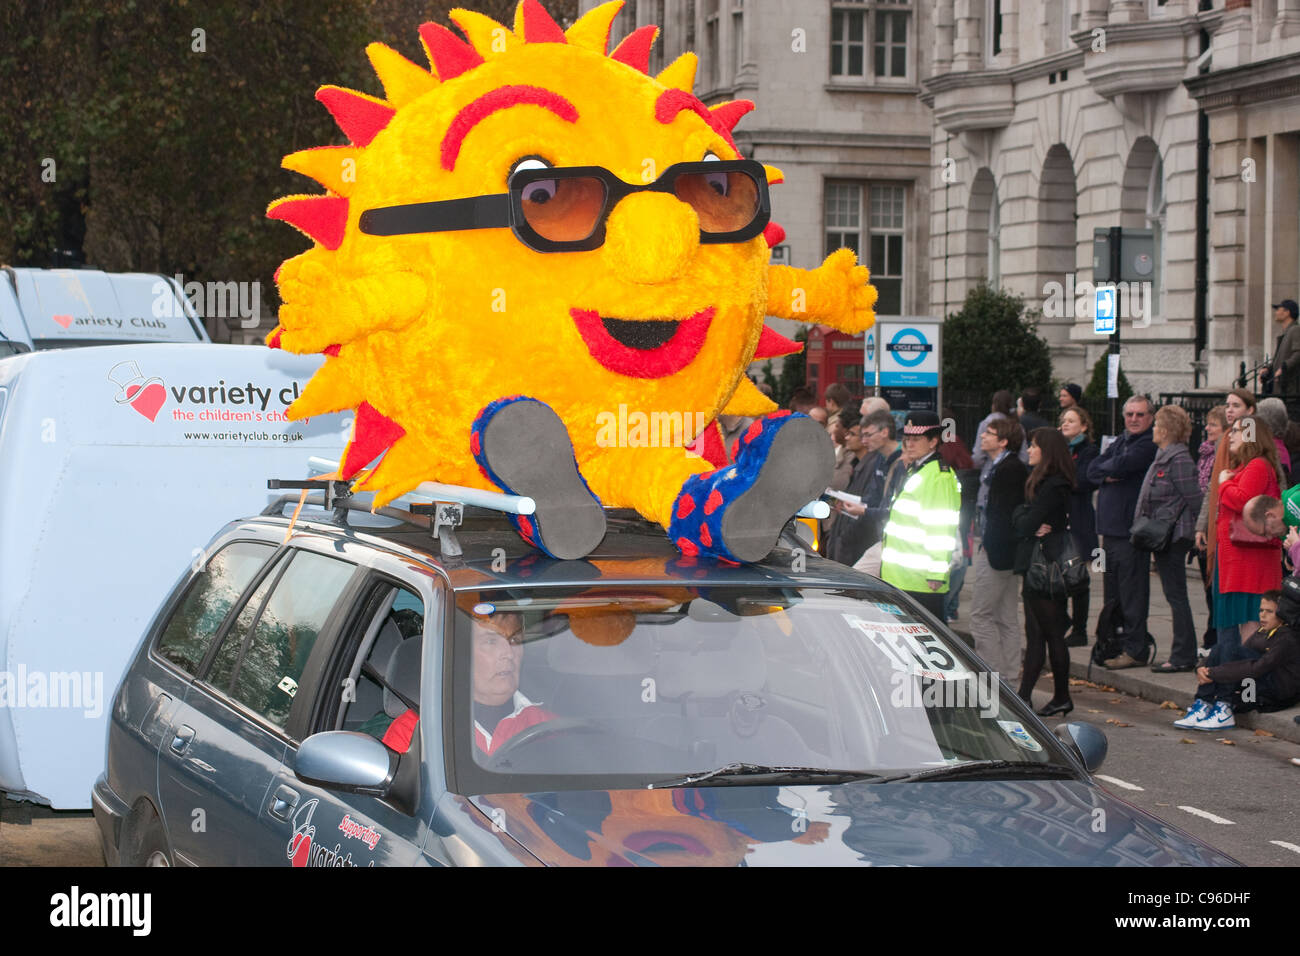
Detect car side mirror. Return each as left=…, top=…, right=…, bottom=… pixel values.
left=1054, top=721, right=1108, bottom=773
left=295, top=731, right=396, bottom=796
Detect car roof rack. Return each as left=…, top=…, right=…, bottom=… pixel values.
left=265, top=456, right=831, bottom=563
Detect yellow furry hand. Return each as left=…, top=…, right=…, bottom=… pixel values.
left=805, top=248, right=877, bottom=333
left=275, top=259, right=428, bottom=354
left=766, top=248, right=877, bottom=334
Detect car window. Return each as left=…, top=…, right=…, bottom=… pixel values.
left=341, top=588, right=425, bottom=745
left=156, top=541, right=275, bottom=674
left=451, top=586, right=1067, bottom=792
left=207, top=550, right=356, bottom=729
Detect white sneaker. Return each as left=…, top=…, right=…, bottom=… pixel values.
left=1173, top=698, right=1210, bottom=729
left=1192, top=700, right=1235, bottom=731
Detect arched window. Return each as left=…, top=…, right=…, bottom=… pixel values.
left=1145, top=155, right=1166, bottom=319
left=988, top=190, right=1001, bottom=287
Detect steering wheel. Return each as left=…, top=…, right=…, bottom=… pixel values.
left=483, top=716, right=609, bottom=770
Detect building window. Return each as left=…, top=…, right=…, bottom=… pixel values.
left=825, top=182, right=863, bottom=257
left=869, top=184, right=905, bottom=315
left=1044, top=0, right=1070, bottom=55
left=1146, top=156, right=1166, bottom=319
left=988, top=0, right=1002, bottom=60
left=831, top=1, right=867, bottom=78
left=988, top=192, right=1001, bottom=288
left=875, top=8, right=907, bottom=77
left=831, top=1, right=911, bottom=81
left=826, top=183, right=905, bottom=314
left=705, top=0, right=720, bottom=89
left=614, top=0, right=638, bottom=45
left=732, top=2, right=744, bottom=78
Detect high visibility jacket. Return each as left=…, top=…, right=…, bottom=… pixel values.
left=880, top=456, right=961, bottom=593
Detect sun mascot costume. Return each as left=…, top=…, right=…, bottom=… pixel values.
left=267, top=0, right=876, bottom=563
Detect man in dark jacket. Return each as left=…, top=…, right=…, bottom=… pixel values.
left=1088, top=394, right=1158, bottom=667
left=970, top=418, right=1028, bottom=679
left=1265, top=299, right=1300, bottom=396
left=824, top=411, right=876, bottom=565
left=833, top=410, right=903, bottom=560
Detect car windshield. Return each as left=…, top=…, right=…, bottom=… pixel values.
left=449, top=586, right=1068, bottom=792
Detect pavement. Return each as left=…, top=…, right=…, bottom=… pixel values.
left=948, top=556, right=1300, bottom=745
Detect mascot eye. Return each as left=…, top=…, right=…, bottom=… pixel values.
left=701, top=152, right=728, bottom=196
left=524, top=180, right=558, bottom=204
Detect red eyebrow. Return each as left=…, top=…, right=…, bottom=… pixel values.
left=654, top=89, right=741, bottom=154
left=441, top=85, right=579, bottom=170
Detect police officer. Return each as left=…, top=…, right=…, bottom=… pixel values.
left=880, top=411, right=962, bottom=620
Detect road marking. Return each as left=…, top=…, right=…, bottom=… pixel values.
left=1270, top=840, right=1300, bottom=855
left=1097, top=774, right=1144, bottom=791
left=1178, top=805, right=1235, bottom=825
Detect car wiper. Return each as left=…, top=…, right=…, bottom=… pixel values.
left=647, top=762, right=884, bottom=789
left=872, top=760, right=1078, bottom=784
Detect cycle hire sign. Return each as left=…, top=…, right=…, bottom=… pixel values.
left=878, top=321, right=939, bottom=388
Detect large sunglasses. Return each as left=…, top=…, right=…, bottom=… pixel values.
left=358, top=159, right=771, bottom=253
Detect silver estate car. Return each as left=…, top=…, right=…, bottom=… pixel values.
left=93, top=491, right=1238, bottom=866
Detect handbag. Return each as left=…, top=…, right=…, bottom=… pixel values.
left=1025, top=532, right=1090, bottom=599
left=1229, top=518, right=1276, bottom=547
left=1131, top=498, right=1187, bottom=552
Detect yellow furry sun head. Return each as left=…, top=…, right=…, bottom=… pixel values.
left=267, top=0, right=783, bottom=505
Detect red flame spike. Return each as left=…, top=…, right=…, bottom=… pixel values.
left=315, top=88, right=395, bottom=147
left=610, top=25, right=658, bottom=73
left=754, top=325, right=802, bottom=360
left=267, top=328, right=283, bottom=350
left=708, top=100, right=755, bottom=133
left=519, top=0, right=567, bottom=43
left=267, top=196, right=350, bottom=250
left=341, top=401, right=406, bottom=479
left=419, top=22, right=485, bottom=81
left=763, top=222, right=786, bottom=248
left=323, top=344, right=341, bottom=357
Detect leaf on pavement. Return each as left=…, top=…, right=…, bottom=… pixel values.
left=1159, top=700, right=1180, bottom=710
left=1105, top=719, right=1133, bottom=727
left=1253, top=729, right=1275, bottom=737
left=1216, top=738, right=1235, bottom=745
left=1179, top=738, right=1196, bottom=744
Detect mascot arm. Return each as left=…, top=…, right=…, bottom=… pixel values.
left=764, top=247, right=876, bottom=335
left=275, top=256, right=429, bottom=354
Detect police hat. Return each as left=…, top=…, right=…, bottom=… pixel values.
left=902, top=411, right=943, bottom=437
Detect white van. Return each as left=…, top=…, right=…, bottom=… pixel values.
left=0, top=343, right=347, bottom=808
left=0, top=267, right=210, bottom=353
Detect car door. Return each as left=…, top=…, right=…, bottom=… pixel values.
left=264, top=580, right=433, bottom=867
left=118, top=539, right=276, bottom=852
left=156, top=546, right=360, bottom=865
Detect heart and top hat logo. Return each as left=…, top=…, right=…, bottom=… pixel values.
left=107, top=360, right=167, bottom=422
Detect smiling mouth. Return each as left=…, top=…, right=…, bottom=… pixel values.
left=570, top=307, right=717, bottom=379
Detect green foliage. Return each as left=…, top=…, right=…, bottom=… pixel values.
left=773, top=325, right=807, bottom=407
left=0, top=0, right=579, bottom=337
left=1083, top=351, right=1133, bottom=405
left=942, top=282, right=1053, bottom=395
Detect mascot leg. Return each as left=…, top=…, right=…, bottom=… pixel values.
left=668, top=412, right=832, bottom=563
left=470, top=396, right=606, bottom=560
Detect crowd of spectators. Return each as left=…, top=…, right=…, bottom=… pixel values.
left=802, top=381, right=1300, bottom=729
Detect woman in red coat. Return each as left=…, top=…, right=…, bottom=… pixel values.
left=1213, top=415, right=1284, bottom=651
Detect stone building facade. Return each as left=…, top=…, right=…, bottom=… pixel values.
left=922, top=0, right=1300, bottom=395
left=581, top=0, right=936, bottom=397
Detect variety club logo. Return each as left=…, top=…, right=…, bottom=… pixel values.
left=107, top=360, right=306, bottom=425
left=286, top=799, right=375, bottom=868
left=107, top=360, right=167, bottom=422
